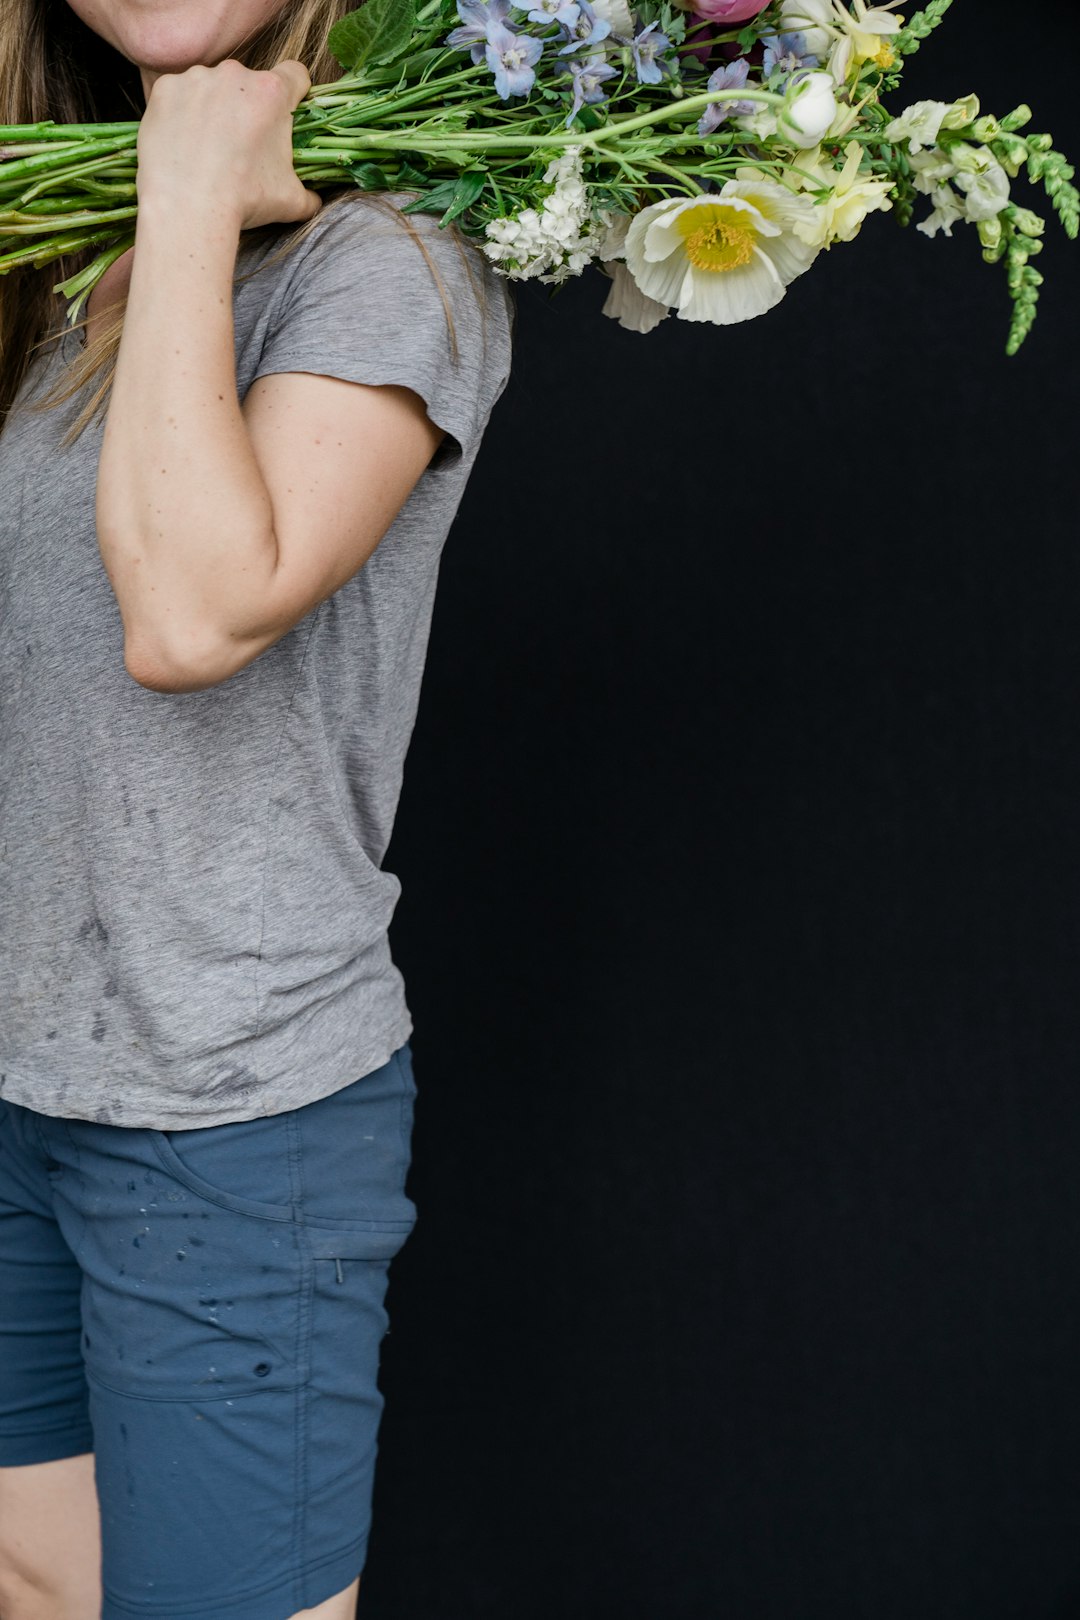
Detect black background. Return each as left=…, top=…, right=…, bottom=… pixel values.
left=370, top=3, right=1080, bottom=1614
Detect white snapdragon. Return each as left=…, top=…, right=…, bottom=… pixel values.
left=907, top=145, right=959, bottom=194
left=884, top=99, right=954, bottom=153
left=885, top=93, right=981, bottom=153
left=917, top=185, right=966, bottom=238
left=481, top=149, right=608, bottom=282
left=953, top=149, right=1011, bottom=220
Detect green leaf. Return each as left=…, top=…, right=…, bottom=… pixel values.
left=360, top=46, right=454, bottom=84
left=346, top=161, right=394, bottom=190
left=327, top=0, right=419, bottom=72
left=395, top=171, right=486, bottom=226
left=572, top=104, right=605, bottom=132
left=396, top=160, right=431, bottom=189
left=398, top=178, right=461, bottom=215
left=440, top=168, right=487, bottom=224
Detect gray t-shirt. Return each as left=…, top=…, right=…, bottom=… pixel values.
left=0, top=192, right=513, bottom=1129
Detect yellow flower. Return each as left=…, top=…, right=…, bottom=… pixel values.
left=786, top=140, right=895, bottom=248
left=622, top=179, right=819, bottom=326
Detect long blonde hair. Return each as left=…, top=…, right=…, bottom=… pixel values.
left=0, top=0, right=496, bottom=443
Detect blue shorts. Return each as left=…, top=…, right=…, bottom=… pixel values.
left=0, top=1042, right=419, bottom=1620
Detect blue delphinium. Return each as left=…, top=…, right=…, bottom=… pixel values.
left=697, top=58, right=759, bottom=137
left=445, top=0, right=516, bottom=64
left=761, top=30, right=819, bottom=78
left=556, top=51, right=617, bottom=125
left=557, top=0, right=611, bottom=56
left=630, top=20, right=672, bottom=85
left=526, top=0, right=580, bottom=27
left=486, top=23, right=545, bottom=97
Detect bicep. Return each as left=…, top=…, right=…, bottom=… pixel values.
left=234, top=366, right=444, bottom=653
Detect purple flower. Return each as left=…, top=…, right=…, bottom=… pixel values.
left=697, top=57, right=758, bottom=137
left=557, top=0, right=611, bottom=55
left=525, top=0, right=581, bottom=26
left=761, top=30, right=819, bottom=77
left=445, top=0, right=516, bottom=64
left=631, top=20, right=672, bottom=85
left=485, top=23, right=545, bottom=97
left=556, top=50, right=617, bottom=125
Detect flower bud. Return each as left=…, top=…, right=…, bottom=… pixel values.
left=942, top=94, right=979, bottom=130
left=780, top=71, right=838, bottom=149
left=971, top=116, right=1002, bottom=143
left=976, top=216, right=1003, bottom=252
left=1009, top=206, right=1045, bottom=236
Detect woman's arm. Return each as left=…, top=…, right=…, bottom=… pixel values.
left=96, top=60, right=443, bottom=695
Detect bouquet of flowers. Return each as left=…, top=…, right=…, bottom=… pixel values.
left=0, top=0, right=1075, bottom=351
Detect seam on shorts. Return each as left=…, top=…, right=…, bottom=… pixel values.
left=82, top=1368, right=296, bottom=1404
left=101, top=1533, right=370, bottom=1618
left=290, top=1106, right=316, bottom=1614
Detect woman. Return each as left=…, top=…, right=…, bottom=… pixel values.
left=0, top=0, right=514, bottom=1615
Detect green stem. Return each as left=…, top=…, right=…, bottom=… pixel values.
left=643, top=158, right=706, bottom=194
left=293, top=87, right=786, bottom=156
left=0, top=122, right=139, bottom=142
left=0, top=204, right=137, bottom=234
left=0, top=134, right=134, bottom=187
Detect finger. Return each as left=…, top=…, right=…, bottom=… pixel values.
left=297, top=186, right=324, bottom=221
left=269, top=58, right=312, bottom=111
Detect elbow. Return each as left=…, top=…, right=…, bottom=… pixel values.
left=123, top=628, right=239, bottom=694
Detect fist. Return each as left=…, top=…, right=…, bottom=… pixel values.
left=137, top=58, right=323, bottom=232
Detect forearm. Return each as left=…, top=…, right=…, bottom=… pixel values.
left=96, top=193, right=277, bottom=683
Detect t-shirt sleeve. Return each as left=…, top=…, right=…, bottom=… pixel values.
left=249, top=191, right=514, bottom=472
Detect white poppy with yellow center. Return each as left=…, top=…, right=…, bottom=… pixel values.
left=621, top=178, right=820, bottom=325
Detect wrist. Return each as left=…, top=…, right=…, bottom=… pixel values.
left=135, top=185, right=245, bottom=244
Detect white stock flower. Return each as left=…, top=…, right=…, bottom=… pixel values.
left=481, top=148, right=607, bottom=282
left=621, top=177, right=819, bottom=326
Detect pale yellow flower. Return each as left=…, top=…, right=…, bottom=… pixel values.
left=786, top=140, right=895, bottom=248
left=783, top=0, right=903, bottom=83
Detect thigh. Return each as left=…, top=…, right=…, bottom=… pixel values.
left=0, top=1099, right=95, bottom=1465
left=43, top=1045, right=419, bottom=1620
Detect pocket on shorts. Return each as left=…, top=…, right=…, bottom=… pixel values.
left=147, top=1114, right=297, bottom=1223
left=142, top=1047, right=418, bottom=1250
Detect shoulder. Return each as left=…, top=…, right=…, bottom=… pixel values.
left=276, top=191, right=514, bottom=337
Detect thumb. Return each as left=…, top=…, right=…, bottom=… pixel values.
left=296, top=185, right=324, bottom=221
left=270, top=57, right=313, bottom=111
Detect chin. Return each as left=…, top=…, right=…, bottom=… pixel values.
left=115, top=21, right=236, bottom=71
left=67, top=2, right=270, bottom=75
